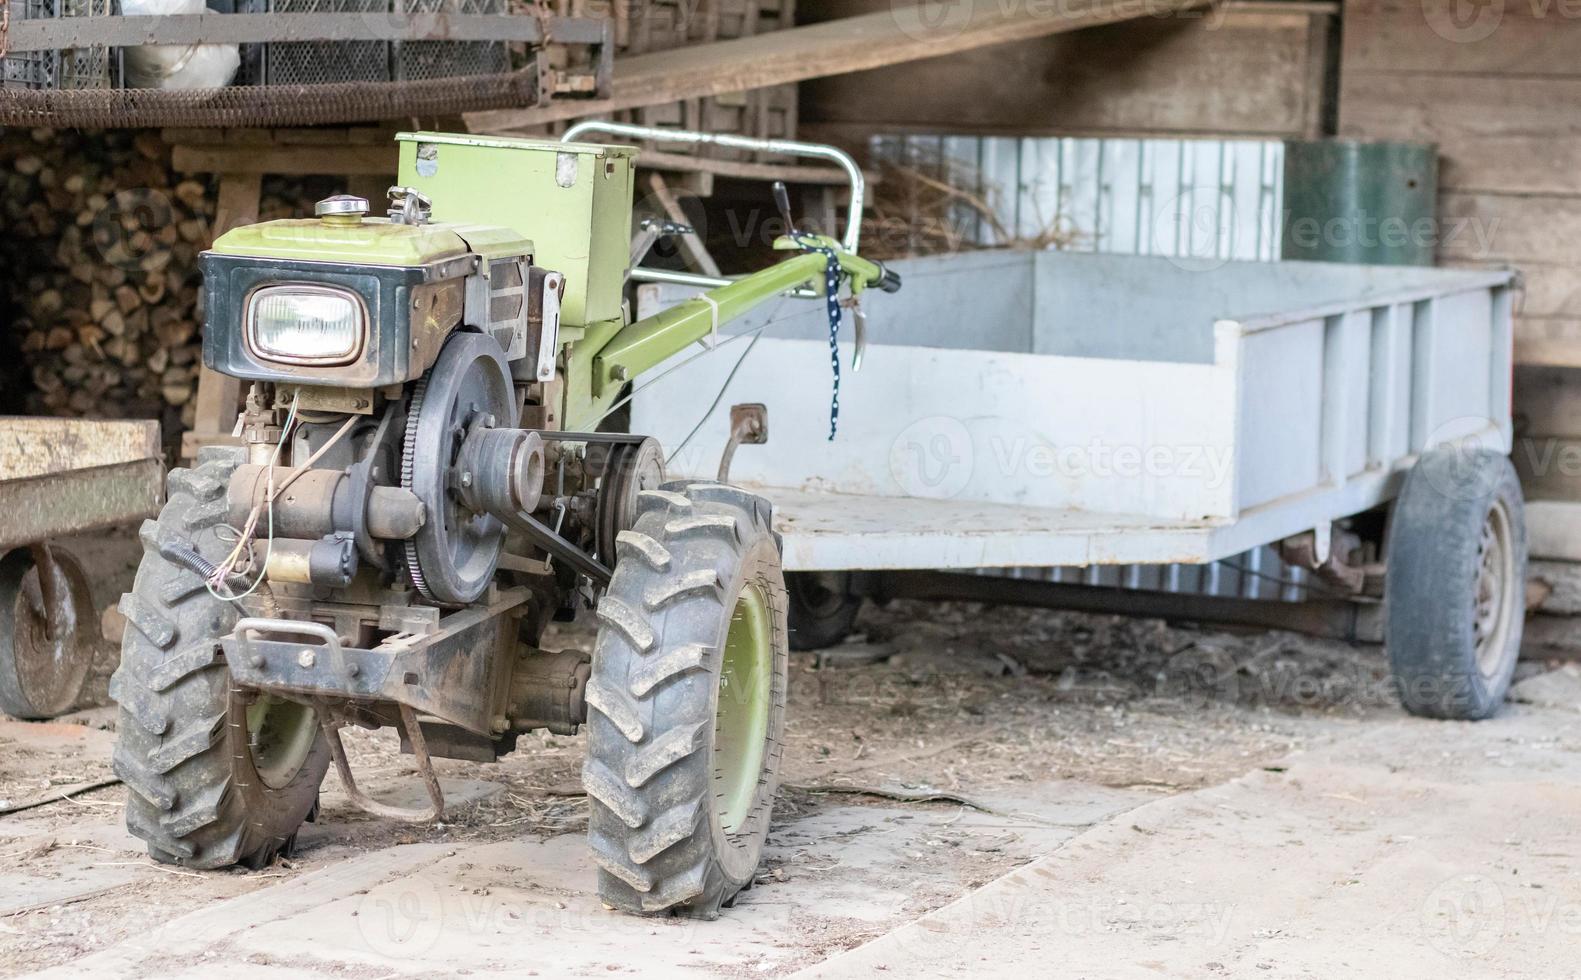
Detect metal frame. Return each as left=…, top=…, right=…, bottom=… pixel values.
left=223, top=587, right=529, bottom=737
left=2, top=12, right=611, bottom=50
left=560, top=120, right=867, bottom=283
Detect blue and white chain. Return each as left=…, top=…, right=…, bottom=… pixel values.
left=793, top=235, right=844, bottom=440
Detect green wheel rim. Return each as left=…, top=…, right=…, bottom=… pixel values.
left=245, top=696, right=318, bottom=790
left=714, top=583, right=773, bottom=838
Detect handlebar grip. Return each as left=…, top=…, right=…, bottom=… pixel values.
left=875, top=263, right=903, bottom=294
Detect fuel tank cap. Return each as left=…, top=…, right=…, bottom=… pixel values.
left=315, top=194, right=370, bottom=220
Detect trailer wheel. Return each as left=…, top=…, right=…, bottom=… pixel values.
left=1385, top=447, right=1526, bottom=720
left=110, top=447, right=330, bottom=869
left=786, top=572, right=863, bottom=651
left=584, top=481, right=788, bottom=918
left=0, top=546, right=96, bottom=720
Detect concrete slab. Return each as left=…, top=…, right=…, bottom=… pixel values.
left=793, top=707, right=1581, bottom=978
left=41, top=782, right=1148, bottom=978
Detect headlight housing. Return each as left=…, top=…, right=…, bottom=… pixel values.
left=245, top=284, right=368, bottom=365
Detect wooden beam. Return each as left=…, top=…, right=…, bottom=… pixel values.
left=465, top=0, right=1212, bottom=133
left=644, top=172, right=722, bottom=278
left=800, top=2, right=1332, bottom=140
left=171, top=143, right=397, bottom=178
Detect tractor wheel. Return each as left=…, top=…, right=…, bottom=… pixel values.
left=786, top=571, right=863, bottom=651
left=583, top=481, right=788, bottom=918
left=110, top=446, right=330, bottom=869
left=1385, top=446, right=1526, bottom=720
left=0, top=546, right=96, bottom=719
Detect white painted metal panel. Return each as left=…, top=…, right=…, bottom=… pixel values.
left=632, top=252, right=1516, bottom=572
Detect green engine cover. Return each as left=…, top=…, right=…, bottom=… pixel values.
left=396, top=132, right=637, bottom=328
left=209, top=214, right=475, bottom=267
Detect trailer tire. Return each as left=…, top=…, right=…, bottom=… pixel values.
left=786, top=572, right=863, bottom=651
left=0, top=546, right=97, bottom=719
left=1385, top=447, right=1526, bottom=720
left=110, top=446, right=330, bottom=870
left=584, top=481, right=788, bottom=918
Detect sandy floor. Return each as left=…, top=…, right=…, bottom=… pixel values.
left=0, top=529, right=1574, bottom=977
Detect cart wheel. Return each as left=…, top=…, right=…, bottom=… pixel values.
left=1385, top=447, right=1526, bottom=720
left=786, top=571, right=863, bottom=651
left=0, top=546, right=97, bottom=720
left=584, top=481, right=788, bottom=918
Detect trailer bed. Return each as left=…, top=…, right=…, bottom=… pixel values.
left=633, top=251, right=1516, bottom=572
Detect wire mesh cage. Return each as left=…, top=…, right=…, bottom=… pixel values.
left=263, top=0, right=393, bottom=86
left=2, top=0, right=61, bottom=89
left=393, top=0, right=508, bottom=82
left=1, top=0, right=118, bottom=90
left=58, top=0, right=116, bottom=89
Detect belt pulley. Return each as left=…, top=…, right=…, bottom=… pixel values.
left=401, top=332, right=517, bottom=605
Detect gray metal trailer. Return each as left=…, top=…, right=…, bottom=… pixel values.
left=634, top=250, right=1527, bottom=719
left=0, top=417, right=164, bottom=719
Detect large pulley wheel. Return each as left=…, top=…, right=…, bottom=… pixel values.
left=584, top=481, right=788, bottom=918
left=402, top=332, right=517, bottom=605
left=0, top=546, right=96, bottom=719
left=594, top=438, right=666, bottom=564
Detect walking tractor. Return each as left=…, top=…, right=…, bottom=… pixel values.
left=111, top=125, right=900, bottom=917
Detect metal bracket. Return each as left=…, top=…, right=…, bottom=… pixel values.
left=324, top=703, right=445, bottom=823
left=718, top=403, right=768, bottom=482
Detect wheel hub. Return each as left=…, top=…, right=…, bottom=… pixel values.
left=714, top=583, right=773, bottom=839
left=1472, top=498, right=1516, bottom=679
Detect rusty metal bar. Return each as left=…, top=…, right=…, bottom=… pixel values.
left=2, top=12, right=608, bottom=53
left=862, top=571, right=1383, bottom=644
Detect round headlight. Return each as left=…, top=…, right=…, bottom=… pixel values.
left=246, top=284, right=368, bottom=365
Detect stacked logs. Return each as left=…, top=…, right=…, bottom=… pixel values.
left=0, top=129, right=325, bottom=441
left=1, top=130, right=209, bottom=429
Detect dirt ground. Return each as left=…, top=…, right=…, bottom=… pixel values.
left=0, top=528, right=1574, bottom=977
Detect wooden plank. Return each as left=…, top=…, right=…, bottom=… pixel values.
left=465, top=0, right=1212, bottom=132
left=1344, top=0, right=1581, bottom=77
left=1516, top=319, right=1581, bottom=369
left=800, top=7, right=1329, bottom=139
left=1340, top=73, right=1581, bottom=194
left=172, top=143, right=398, bottom=178
left=1437, top=192, right=1581, bottom=264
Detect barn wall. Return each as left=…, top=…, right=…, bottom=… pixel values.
left=800, top=0, right=1336, bottom=141
left=1338, top=0, right=1581, bottom=369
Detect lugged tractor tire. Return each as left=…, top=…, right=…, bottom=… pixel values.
left=110, top=446, right=331, bottom=869
left=583, top=480, right=789, bottom=918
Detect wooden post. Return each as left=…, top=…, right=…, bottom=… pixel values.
left=182, top=172, right=259, bottom=461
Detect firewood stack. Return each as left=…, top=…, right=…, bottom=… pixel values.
left=0, top=129, right=323, bottom=444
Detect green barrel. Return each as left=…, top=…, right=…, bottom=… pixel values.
left=1281, top=140, right=1438, bottom=266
